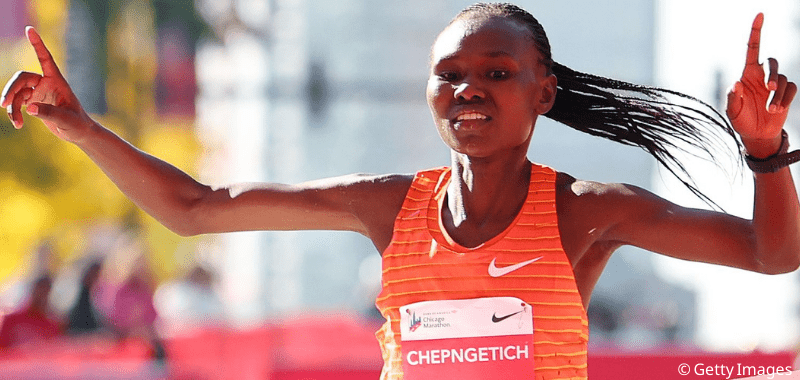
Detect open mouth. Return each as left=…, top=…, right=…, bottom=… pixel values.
left=456, top=112, right=489, bottom=122
left=452, top=112, right=491, bottom=129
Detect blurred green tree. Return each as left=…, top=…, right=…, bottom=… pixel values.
left=0, top=0, right=208, bottom=284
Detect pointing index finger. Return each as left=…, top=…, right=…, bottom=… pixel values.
left=25, top=26, right=63, bottom=78
left=745, top=13, right=764, bottom=66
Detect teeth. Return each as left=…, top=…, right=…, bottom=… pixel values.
left=456, top=113, right=487, bottom=121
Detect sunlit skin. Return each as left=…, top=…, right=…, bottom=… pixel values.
left=2, top=14, right=799, bottom=310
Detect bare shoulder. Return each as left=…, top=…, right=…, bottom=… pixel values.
left=554, top=172, right=667, bottom=259
left=554, top=172, right=675, bottom=300
left=556, top=172, right=659, bottom=215
left=323, top=172, right=414, bottom=207
left=556, top=172, right=642, bottom=199
left=332, top=172, right=415, bottom=252
left=555, top=173, right=619, bottom=242
left=333, top=172, right=415, bottom=192
left=298, top=171, right=414, bottom=218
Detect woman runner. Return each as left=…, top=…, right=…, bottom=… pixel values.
left=3, top=3, right=799, bottom=379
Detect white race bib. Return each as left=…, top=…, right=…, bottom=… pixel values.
left=400, top=297, right=534, bottom=379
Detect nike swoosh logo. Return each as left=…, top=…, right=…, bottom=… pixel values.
left=492, top=310, right=523, bottom=323
left=488, top=256, right=544, bottom=277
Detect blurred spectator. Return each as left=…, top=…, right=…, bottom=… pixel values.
left=66, top=260, right=106, bottom=335
left=32, top=239, right=58, bottom=281
left=154, top=265, right=225, bottom=336
left=110, top=257, right=166, bottom=361
left=0, top=275, right=63, bottom=349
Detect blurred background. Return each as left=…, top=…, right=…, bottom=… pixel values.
left=0, top=0, right=798, bottom=378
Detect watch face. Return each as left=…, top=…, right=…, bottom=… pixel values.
left=779, top=129, right=790, bottom=155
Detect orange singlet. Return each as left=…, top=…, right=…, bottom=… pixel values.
left=376, top=163, right=589, bottom=380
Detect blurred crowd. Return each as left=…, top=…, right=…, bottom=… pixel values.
left=0, top=230, right=226, bottom=360
left=0, top=229, right=388, bottom=379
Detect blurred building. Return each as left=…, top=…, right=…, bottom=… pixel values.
left=194, top=0, right=696, bottom=348
left=194, top=0, right=451, bottom=323
left=65, top=0, right=108, bottom=115
left=652, top=0, right=800, bottom=351
left=0, top=0, right=28, bottom=40
left=65, top=0, right=201, bottom=117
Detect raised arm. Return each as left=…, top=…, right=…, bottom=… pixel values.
left=2, top=27, right=409, bottom=248
left=722, top=13, right=800, bottom=272
left=562, top=14, right=800, bottom=278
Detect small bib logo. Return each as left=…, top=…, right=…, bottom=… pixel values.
left=408, top=309, right=422, bottom=332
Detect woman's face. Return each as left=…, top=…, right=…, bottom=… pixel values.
left=427, top=16, right=556, bottom=159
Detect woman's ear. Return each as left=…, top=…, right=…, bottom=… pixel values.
left=536, top=73, right=558, bottom=115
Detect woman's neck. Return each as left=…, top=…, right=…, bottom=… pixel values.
left=443, top=152, right=532, bottom=247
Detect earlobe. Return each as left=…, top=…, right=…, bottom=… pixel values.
left=537, top=74, right=557, bottom=114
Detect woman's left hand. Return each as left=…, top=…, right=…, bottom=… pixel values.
left=727, top=13, right=797, bottom=158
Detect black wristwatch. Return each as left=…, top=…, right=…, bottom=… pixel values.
left=744, top=130, right=800, bottom=173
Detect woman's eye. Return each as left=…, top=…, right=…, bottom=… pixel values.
left=438, top=72, right=458, bottom=81
left=488, top=70, right=508, bottom=80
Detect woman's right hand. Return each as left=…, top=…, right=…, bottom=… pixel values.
left=726, top=13, right=797, bottom=158
left=1, top=26, right=95, bottom=143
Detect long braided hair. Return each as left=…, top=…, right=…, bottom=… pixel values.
left=453, top=3, right=741, bottom=209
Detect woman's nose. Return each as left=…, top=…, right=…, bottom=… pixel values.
left=454, top=81, right=485, bottom=101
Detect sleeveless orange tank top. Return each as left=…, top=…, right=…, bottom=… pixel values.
left=375, top=163, right=589, bottom=380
